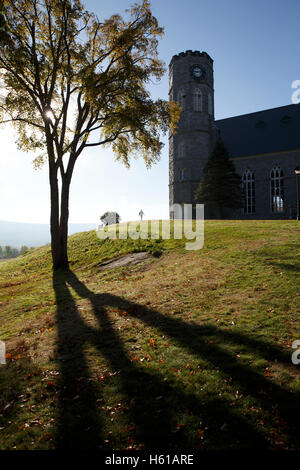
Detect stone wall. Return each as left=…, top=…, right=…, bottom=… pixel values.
left=228, top=149, right=300, bottom=219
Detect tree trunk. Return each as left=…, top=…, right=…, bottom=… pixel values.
left=49, top=162, right=63, bottom=270
left=49, top=175, right=71, bottom=270
left=59, top=177, right=71, bottom=269
left=49, top=148, right=76, bottom=270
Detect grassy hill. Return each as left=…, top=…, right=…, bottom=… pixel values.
left=0, top=220, right=299, bottom=450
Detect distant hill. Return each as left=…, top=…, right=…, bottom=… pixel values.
left=0, top=220, right=96, bottom=248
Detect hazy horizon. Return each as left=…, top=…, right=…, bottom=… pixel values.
left=0, top=220, right=98, bottom=248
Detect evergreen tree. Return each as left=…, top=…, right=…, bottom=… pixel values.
left=194, top=138, right=243, bottom=218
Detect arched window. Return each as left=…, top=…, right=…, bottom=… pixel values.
left=193, top=89, right=202, bottom=112
left=243, top=170, right=255, bottom=214
left=178, top=141, right=185, bottom=158
left=208, top=93, right=213, bottom=115
left=178, top=89, right=186, bottom=110
left=270, top=166, right=284, bottom=213
left=178, top=168, right=185, bottom=182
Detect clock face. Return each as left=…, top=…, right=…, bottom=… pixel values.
left=193, top=66, right=202, bottom=78
left=191, top=65, right=206, bottom=81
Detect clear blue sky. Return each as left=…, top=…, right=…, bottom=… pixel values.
left=1, top=0, right=300, bottom=224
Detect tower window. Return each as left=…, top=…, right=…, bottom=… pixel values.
left=193, top=89, right=202, bottom=112
left=270, top=166, right=284, bottom=213
left=178, top=89, right=186, bottom=110
left=208, top=93, right=213, bottom=115
left=242, top=170, right=255, bottom=214
left=178, top=168, right=185, bottom=181
left=178, top=141, right=185, bottom=158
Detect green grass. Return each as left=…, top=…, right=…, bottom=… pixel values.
left=0, top=220, right=299, bottom=450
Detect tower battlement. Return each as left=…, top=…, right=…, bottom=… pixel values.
left=169, top=50, right=213, bottom=66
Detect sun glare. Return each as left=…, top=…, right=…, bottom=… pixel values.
left=45, top=110, right=52, bottom=119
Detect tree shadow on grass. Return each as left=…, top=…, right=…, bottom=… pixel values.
left=0, top=342, right=45, bottom=449
left=266, top=261, right=300, bottom=273
left=52, top=269, right=300, bottom=450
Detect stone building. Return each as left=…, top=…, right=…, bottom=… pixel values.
left=169, top=50, right=300, bottom=219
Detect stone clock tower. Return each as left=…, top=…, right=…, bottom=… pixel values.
left=169, top=50, right=217, bottom=218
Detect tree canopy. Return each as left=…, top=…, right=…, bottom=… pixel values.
left=0, top=0, right=179, bottom=166
left=0, top=0, right=180, bottom=268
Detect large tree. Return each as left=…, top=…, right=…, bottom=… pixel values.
left=0, top=0, right=179, bottom=269
left=194, top=138, right=243, bottom=218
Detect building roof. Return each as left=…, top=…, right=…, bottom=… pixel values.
left=215, top=103, right=300, bottom=158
